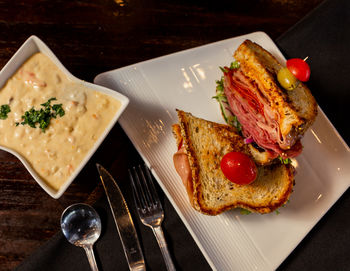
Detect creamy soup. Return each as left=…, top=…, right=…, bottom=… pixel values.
left=0, top=53, right=121, bottom=191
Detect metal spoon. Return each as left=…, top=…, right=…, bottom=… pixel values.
left=61, top=203, right=101, bottom=271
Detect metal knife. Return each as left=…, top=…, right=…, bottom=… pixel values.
left=96, top=164, right=146, bottom=271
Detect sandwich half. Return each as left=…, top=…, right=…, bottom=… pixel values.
left=216, top=39, right=317, bottom=160
left=172, top=110, right=294, bottom=215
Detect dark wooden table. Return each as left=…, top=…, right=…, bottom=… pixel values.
left=0, top=0, right=327, bottom=270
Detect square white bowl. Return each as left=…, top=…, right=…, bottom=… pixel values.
left=0, top=36, right=129, bottom=198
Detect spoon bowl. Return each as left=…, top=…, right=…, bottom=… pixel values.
left=61, top=203, right=101, bottom=271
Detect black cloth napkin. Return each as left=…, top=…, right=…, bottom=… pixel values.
left=16, top=180, right=211, bottom=271
left=16, top=0, right=350, bottom=270
left=15, top=180, right=212, bottom=271
left=275, top=0, right=350, bottom=269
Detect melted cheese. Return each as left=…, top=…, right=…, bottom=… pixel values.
left=0, top=53, right=121, bottom=191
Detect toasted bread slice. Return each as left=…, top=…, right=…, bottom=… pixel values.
left=173, top=110, right=294, bottom=215
left=234, top=39, right=317, bottom=138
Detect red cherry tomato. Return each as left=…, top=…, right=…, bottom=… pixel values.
left=220, top=152, right=257, bottom=185
left=286, top=58, right=310, bottom=82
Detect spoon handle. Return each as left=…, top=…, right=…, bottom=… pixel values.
left=83, top=245, right=99, bottom=271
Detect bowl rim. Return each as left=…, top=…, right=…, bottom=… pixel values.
left=0, top=35, right=129, bottom=198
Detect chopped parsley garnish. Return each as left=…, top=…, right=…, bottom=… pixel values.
left=41, top=97, right=56, bottom=108
left=279, top=157, right=292, bottom=164
left=52, top=103, right=65, bottom=117
left=0, top=104, right=11, bottom=119
left=16, top=97, right=65, bottom=132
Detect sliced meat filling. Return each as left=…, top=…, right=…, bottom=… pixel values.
left=223, top=68, right=302, bottom=158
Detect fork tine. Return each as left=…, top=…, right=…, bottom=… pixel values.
left=129, top=167, right=147, bottom=211
left=137, top=165, right=153, bottom=208
left=142, top=165, right=163, bottom=210
left=129, top=165, right=175, bottom=271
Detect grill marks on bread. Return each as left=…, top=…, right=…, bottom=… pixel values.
left=173, top=110, right=294, bottom=215
left=234, top=40, right=317, bottom=138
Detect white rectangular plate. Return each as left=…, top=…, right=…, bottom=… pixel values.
left=94, top=32, right=350, bottom=271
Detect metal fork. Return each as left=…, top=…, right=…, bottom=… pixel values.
left=129, top=164, right=176, bottom=271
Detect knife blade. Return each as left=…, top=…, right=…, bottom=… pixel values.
left=96, top=164, right=145, bottom=271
